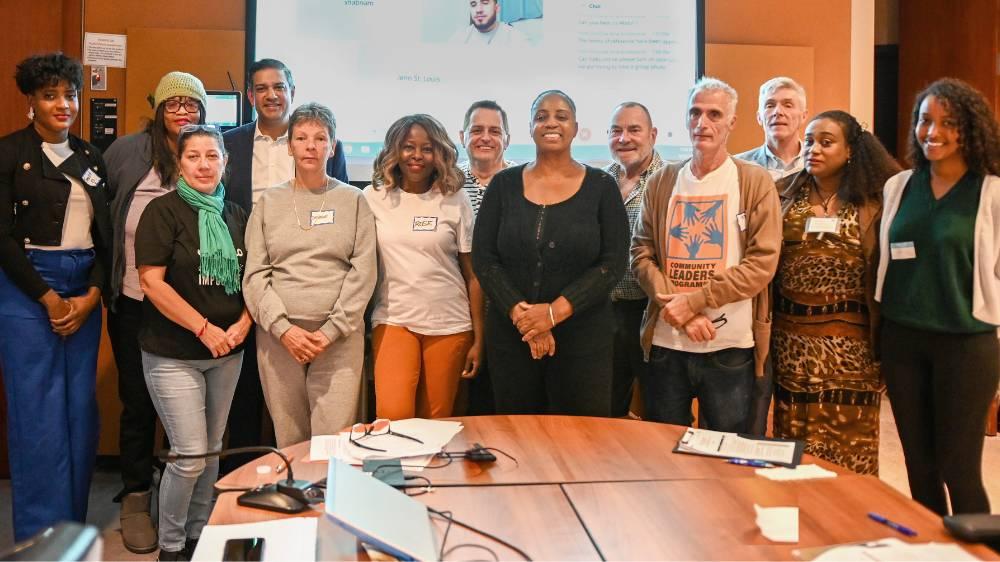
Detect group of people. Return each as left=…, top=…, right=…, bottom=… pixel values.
left=1, top=51, right=997, bottom=561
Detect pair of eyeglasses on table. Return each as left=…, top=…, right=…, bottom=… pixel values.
left=348, top=418, right=425, bottom=452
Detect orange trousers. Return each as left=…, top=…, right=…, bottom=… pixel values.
left=372, top=324, right=474, bottom=420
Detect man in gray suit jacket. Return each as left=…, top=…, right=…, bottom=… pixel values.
left=735, top=76, right=807, bottom=181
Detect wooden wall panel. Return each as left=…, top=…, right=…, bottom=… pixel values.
left=705, top=44, right=815, bottom=155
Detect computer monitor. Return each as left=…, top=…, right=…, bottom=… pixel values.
left=204, top=90, right=242, bottom=132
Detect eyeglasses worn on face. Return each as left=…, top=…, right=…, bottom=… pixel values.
left=348, top=418, right=424, bottom=452
left=164, top=99, right=200, bottom=114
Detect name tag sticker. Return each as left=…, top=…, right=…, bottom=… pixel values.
left=890, top=241, right=916, bottom=260
left=805, top=217, right=840, bottom=234
left=412, top=216, right=438, bottom=231
left=310, top=210, right=335, bottom=226
left=736, top=212, right=748, bottom=232
left=82, top=169, right=101, bottom=187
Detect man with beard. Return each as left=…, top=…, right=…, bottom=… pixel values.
left=450, top=0, right=529, bottom=46
left=735, top=77, right=808, bottom=181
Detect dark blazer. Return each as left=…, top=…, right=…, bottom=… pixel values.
left=0, top=125, right=112, bottom=299
left=222, top=121, right=349, bottom=213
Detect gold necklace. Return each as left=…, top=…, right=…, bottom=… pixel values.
left=292, top=180, right=331, bottom=231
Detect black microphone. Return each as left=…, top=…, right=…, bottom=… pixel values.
left=157, top=446, right=315, bottom=514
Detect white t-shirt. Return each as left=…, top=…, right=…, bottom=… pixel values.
left=251, top=123, right=294, bottom=205
left=26, top=141, right=94, bottom=251
left=652, top=157, right=754, bottom=352
left=363, top=185, right=474, bottom=335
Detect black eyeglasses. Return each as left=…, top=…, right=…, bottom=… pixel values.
left=349, top=419, right=424, bottom=452
left=711, top=313, right=728, bottom=328
left=164, top=99, right=200, bottom=114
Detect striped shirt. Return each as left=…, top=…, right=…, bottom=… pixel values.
left=604, top=151, right=665, bottom=301
left=459, top=160, right=517, bottom=217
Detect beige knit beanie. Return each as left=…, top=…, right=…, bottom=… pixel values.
left=153, top=71, right=207, bottom=109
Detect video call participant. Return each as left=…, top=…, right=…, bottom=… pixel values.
left=631, top=77, right=781, bottom=432
left=473, top=90, right=629, bottom=416
left=0, top=52, right=110, bottom=542
left=366, top=114, right=483, bottom=420
left=105, top=70, right=207, bottom=554
left=604, top=101, right=664, bottom=418
left=243, top=103, right=376, bottom=447
left=221, top=58, right=348, bottom=473
left=450, top=0, right=530, bottom=46
left=736, top=77, right=808, bottom=180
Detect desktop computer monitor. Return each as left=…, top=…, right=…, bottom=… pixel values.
left=204, top=90, right=242, bottom=132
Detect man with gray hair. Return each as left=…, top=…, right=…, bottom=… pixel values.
left=631, top=77, right=781, bottom=433
left=736, top=76, right=808, bottom=180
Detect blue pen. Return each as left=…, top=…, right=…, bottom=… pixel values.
left=727, top=458, right=775, bottom=468
left=868, top=512, right=918, bottom=537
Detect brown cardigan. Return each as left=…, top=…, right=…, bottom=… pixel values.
left=775, top=170, right=883, bottom=357
left=630, top=157, right=782, bottom=377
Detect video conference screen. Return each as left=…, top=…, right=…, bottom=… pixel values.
left=250, top=0, right=703, bottom=179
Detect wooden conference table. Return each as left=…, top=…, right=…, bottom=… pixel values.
left=210, top=415, right=998, bottom=560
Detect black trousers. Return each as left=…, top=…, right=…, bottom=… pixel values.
left=107, top=295, right=158, bottom=498
left=611, top=298, right=648, bottom=417
left=490, top=341, right=613, bottom=417
left=220, top=329, right=273, bottom=474
left=881, top=318, right=999, bottom=515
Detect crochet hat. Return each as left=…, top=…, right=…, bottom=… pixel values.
left=153, top=71, right=207, bottom=109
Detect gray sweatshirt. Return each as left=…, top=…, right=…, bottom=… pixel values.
left=243, top=178, right=376, bottom=342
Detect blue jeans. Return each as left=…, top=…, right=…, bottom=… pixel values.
left=0, top=249, right=100, bottom=541
left=641, top=345, right=754, bottom=432
left=142, top=350, right=243, bottom=551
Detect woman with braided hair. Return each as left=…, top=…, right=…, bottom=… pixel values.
left=771, top=110, right=900, bottom=474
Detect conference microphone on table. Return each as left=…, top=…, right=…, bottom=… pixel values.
left=157, top=446, right=318, bottom=514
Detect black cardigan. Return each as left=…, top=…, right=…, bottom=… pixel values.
left=0, top=125, right=111, bottom=299
left=472, top=164, right=629, bottom=355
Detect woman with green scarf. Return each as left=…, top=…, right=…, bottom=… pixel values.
left=134, top=125, right=251, bottom=561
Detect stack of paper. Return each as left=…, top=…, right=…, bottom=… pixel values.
left=674, top=427, right=803, bottom=466
left=309, top=418, right=464, bottom=467
left=798, top=538, right=979, bottom=561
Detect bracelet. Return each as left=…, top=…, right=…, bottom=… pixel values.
left=196, top=317, right=208, bottom=338
left=548, top=304, right=556, bottom=328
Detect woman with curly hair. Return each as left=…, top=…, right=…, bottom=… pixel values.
left=876, top=78, right=1000, bottom=514
left=364, top=114, right=483, bottom=420
left=0, top=52, right=111, bottom=540
left=771, top=110, right=900, bottom=475
left=472, top=90, right=629, bottom=416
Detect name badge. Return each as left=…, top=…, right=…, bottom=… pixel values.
left=805, top=217, right=840, bottom=234
left=890, top=241, right=916, bottom=260
left=82, top=169, right=101, bottom=187
left=310, top=210, right=335, bottom=226
left=412, top=216, right=438, bottom=231
left=736, top=212, right=747, bottom=232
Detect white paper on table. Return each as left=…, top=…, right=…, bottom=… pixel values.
left=191, top=517, right=317, bottom=561
left=678, top=428, right=798, bottom=465
left=756, top=464, right=837, bottom=481
left=754, top=503, right=799, bottom=543
left=310, top=418, right=463, bottom=466
left=808, top=538, right=979, bottom=561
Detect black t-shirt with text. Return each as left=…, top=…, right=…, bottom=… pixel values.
left=135, top=190, right=248, bottom=360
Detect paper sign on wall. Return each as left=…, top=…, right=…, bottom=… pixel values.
left=84, top=33, right=127, bottom=68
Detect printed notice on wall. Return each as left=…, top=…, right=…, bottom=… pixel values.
left=84, top=33, right=127, bottom=68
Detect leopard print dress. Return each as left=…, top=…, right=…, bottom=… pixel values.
left=771, top=183, right=883, bottom=475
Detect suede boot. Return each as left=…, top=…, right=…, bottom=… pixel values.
left=120, top=490, right=158, bottom=553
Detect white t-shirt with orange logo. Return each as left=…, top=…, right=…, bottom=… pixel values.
left=363, top=185, right=474, bottom=336
left=652, top=157, right=754, bottom=352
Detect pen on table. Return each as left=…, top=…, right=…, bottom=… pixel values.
left=727, top=458, right=775, bottom=468
left=868, top=512, right=918, bottom=537
left=276, top=456, right=293, bottom=473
